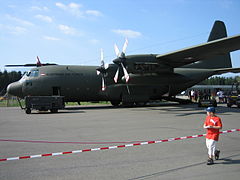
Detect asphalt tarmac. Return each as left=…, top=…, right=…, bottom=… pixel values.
left=0, top=104, right=240, bottom=180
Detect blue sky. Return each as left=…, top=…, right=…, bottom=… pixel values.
left=1, top=0, right=240, bottom=76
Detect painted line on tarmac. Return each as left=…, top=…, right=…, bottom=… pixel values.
left=0, top=129, right=239, bottom=162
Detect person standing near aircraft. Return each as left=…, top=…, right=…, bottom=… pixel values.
left=203, top=107, right=222, bottom=165
left=217, top=90, right=224, bottom=103
left=190, top=90, right=195, bottom=102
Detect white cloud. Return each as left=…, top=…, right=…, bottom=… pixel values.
left=10, top=26, right=27, bottom=34
left=31, top=6, right=49, bottom=11
left=69, top=2, right=82, bottom=9
left=35, top=15, right=53, bottom=23
left=112, top=29, right=142, bottom=38
left=6, top=14, right=34, bottom=26
left=56, top=2, right=84, bottom=17
left=1, top=25, right=27, bottom=35
left=89, top=39, right=100, bottom=44
left=43, top=36, right=60, bottom=41
left=56, top=2, right=103, bottom=18
left=85, top=10, right=103, bottom=17
left=56, top=2, right=67, bottom=9
left=58, top=24, right=83, bottom=36
left=58, top=24, right=75, bottom=35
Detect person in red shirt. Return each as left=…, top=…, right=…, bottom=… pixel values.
left=203, top=107, right=222, bottom=165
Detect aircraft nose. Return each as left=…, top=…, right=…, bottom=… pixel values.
left=7, top=82, right=23, bottom=97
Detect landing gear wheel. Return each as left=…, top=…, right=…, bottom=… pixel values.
left=122, top=102, right=134, bottom=107
left=50, top=109, right=58, bottom=113
left=110, top=101, right=120, bottom=107
left=25, top=108, right=31, bottom=114
left=135, top=102, right=147, bottom=107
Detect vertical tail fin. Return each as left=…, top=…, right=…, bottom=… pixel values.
left=187, top=20, right=232, bottom=69
left=208, top=20, right=227, bottom=41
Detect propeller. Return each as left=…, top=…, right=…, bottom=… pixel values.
left=5, top=56, right=57, bottom=67
left=36, top=56, right=42, bottom=67
left=113, top=39, right=129, bottom=83
left=96, top=49, right=108, bottom=91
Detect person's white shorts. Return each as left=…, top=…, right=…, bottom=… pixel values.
left=206, top=138, right=217, bottom=157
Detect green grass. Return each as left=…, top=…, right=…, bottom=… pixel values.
left=0, top=99, right=25, bottom=107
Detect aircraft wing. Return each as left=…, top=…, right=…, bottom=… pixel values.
left=213, top=68, right=240, bottom=75
left=156, top=34, right=240, bottom=68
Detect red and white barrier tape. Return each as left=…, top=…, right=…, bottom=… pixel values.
left=0, top=129, right=239, bottom=162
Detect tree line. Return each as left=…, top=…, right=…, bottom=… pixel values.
left=0, top=70, right=22, bottom=95
left=0, top=70, right=240, bottom=95
left=199, top=76, right=240, bottom=85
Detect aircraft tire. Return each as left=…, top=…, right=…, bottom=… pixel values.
left=110, top=101, right=120, bottom=107
left=25, top=108, right=31, bottom=114
left=135, top=102, right=147, bottom=107
left=50, top=109, right=58, bottom=113
left=122, top=102, right=134, bottom=107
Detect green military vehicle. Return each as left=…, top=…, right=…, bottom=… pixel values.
left=227, top=82, right=240, bottom=108
left=25, top=96, right=65, bottom=114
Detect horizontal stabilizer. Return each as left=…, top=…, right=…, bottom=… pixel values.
left=156, top=34, right=240, bottom=68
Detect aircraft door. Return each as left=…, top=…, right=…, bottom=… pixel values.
left=52, top=87, right=61, bottom=96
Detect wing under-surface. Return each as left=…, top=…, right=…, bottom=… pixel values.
left=213, top=67, right=240, bottom=75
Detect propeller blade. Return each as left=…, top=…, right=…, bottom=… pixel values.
left=5, top=56, right=57, bottom=67
left=114, top=68, right=119, bottom=83
left=96, top=48, right=107, bottom=75
left=102, top=77, right=106, bottom=91
left=36, top=56, right=42, bottom=67
left=100, top=48, right=104, bottom=67
left=5, top=64, right=35, bottom=67
left=104, top=63, right=109, bottom=69
left=121, top=63, right=129, bottom=83
left=114, top=44, right=120, bottom=57
left=122, top=38, right=128, bottom=54
left=113, top=39, right=129, bottom=83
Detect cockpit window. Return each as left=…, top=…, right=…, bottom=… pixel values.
left=30, top=70, right=39, bottom=77
left=25, top=70, right=39, bottom=77
left=19, top=70, right=39, bottom=82
left=26, top=71, right=31, bottom=77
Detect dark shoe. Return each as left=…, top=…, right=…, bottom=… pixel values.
left=207, top=158, right=214, bottom=165
left=215, top=150, right=220, bottom=160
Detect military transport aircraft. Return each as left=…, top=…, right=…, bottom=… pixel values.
left=6, top=21, right=240, bottom=107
